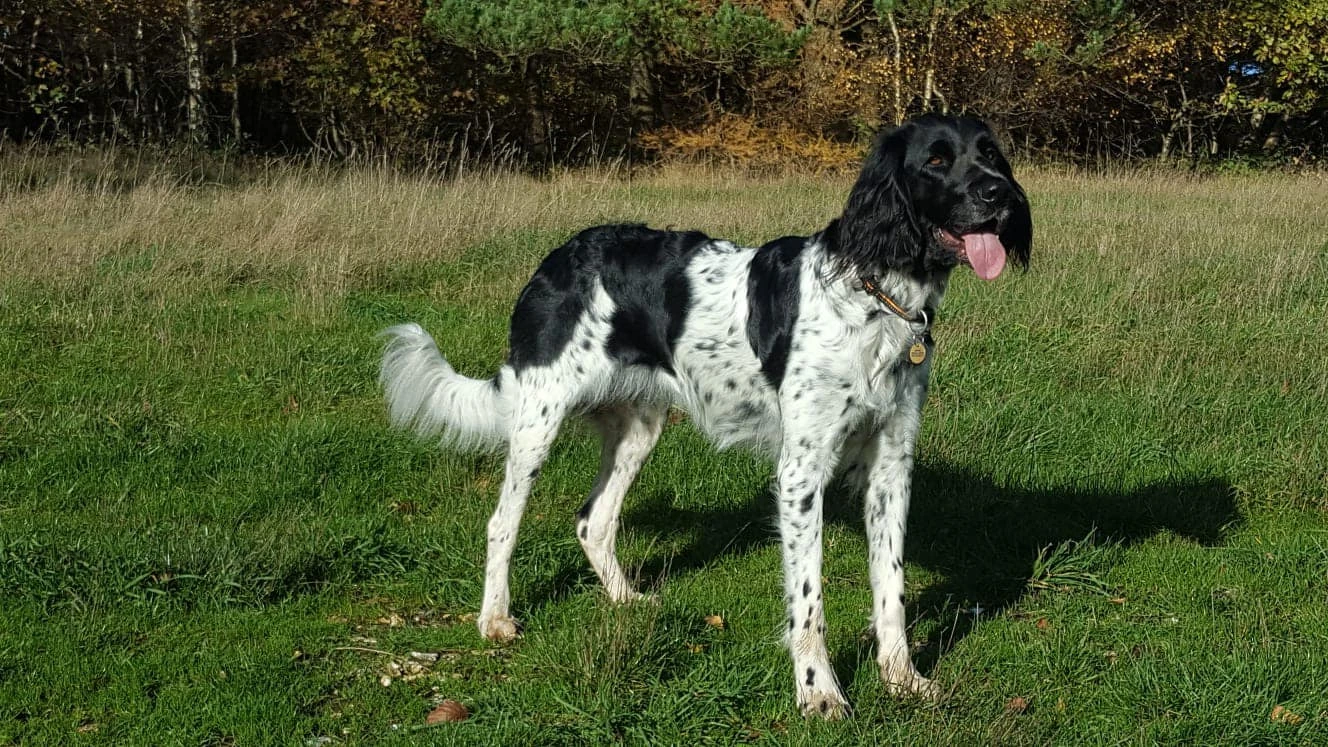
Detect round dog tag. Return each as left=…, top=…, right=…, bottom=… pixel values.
left=908, top=341, right=927, bottom=365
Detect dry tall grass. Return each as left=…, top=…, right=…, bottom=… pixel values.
left=3, top=146, right=1326, bottom=328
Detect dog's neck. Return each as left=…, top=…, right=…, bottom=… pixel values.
left=812, top=227, right=950, bottom=327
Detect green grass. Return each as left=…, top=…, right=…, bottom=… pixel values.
left=2, top=160, right=1328, bottom=744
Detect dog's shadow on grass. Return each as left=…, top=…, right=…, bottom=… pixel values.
left=615, top=465, right=1239, bottom=681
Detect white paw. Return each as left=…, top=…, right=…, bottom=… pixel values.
left=614, top=590, right=658, bottom=605
left=881, top=663, right=941, bottom=701
left=799, top=689, right=851, bottom=720
left=478, top=614, right=520, bottom=643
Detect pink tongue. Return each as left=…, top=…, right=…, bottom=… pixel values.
left=963, top=233, right=1007, bottom=280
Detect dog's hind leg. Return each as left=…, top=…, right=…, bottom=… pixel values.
left=576, top=404, right=666, bottom=603
left=477, top=389, right=567, bottom=643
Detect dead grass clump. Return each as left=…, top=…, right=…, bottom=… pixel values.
left=639, top=114, right=862, bottom=172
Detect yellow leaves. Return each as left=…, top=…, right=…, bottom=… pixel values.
left=639, top=114, right=860, bottom=171
left=1271, top=705, right=1305, bottom=726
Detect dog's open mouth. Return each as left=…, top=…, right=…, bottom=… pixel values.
left=937, top=227, right=1007, bottom=281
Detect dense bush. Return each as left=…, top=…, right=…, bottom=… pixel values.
left=2, top=1, right=1325, bottom=164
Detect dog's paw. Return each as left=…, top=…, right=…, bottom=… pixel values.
left=881, top=664, right=942, bottom=702
left=616, top=590, right=659, bottom=605
left=478, top=614, right=520, bottom=643
left=798, top=690, right=851, bottom=720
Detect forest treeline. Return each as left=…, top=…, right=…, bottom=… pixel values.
left=3, top=1, right=1326, bottom=167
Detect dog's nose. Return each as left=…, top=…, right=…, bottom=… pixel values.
left=976, top=179, right=1008, bottom=204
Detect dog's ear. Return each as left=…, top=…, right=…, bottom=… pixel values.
left=1001, top=187, right=1033, bottom=270
left=993, top=149, right=1032, bottom=270
left=832, top=124, right=924, bottom=275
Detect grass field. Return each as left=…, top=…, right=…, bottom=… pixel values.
left=2, top=151, right=1327, bottom=745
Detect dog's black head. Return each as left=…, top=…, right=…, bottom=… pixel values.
left=830, top=114, right=1032, bottom=281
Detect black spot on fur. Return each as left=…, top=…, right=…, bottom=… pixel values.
left=508, top=224, right=707, bottom=374
left=802, top=579, right=811, bottom=597
left=746, top=235, right=804, bottom=389
left=806, top=667, right=815, bottom=686
left=799, top=492, right=814, bottom=514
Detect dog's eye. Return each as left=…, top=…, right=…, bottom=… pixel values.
left=926, top=155, right=948, bottom=167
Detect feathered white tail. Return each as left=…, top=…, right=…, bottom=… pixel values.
left=379, top=323, right=512, bottom=451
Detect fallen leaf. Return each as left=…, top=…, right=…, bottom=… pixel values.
left=379, top=675, right=393, bottom=687
left=1271, top=705, right=1304, bottom=725
left=1109, top=597, right=1126, bottom=604
left=704, top=614, right=724, bottom=629
left=685, top=642, right=705, bottom=653
left=427, top=700, right=470, bottom=724
left=1004, top=696, right=1029, bottom=714
left=1035, top=617, right=1050, bottom=631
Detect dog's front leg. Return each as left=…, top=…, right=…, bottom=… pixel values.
left=862, top=411, right=940, bottom=701
left=775, top=422, right=849, bottom=719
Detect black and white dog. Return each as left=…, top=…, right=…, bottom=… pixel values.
left=380, top=115, right=1032, bottom=718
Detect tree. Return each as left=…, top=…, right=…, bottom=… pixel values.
left=426, top=0, right=806, bottom=161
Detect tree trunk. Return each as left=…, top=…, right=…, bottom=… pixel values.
left=922, top=1, right=940, bottom=111
left=886, top=11, right=903, bottom=125
left=182, top=0, right=204, bottom=144
left=135, top=18, right=147, bottom=140
left=1261, top=113, right=1284, bottom=152
left=521, top=55, right=550, bottom=169
left=628, top=47, right=657, bottom=136
left=230, top=38, right=241, bottom=144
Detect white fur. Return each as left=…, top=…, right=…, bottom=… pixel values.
left=378, top=323, right=515, bottom=451
left=381, top=238, right=947, bottom=717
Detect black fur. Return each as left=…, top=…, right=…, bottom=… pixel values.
left=828, top=114, right=1032, bottom=281
left=745, top=235, right=806, bottom=389
left=381, top=113, right=1035, bottom=720
left=508, top=224, right=708, bottom=374
left=507, top=238, right=592, bottom=371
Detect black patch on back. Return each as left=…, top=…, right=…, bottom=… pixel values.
left=602, top=227, right=706, bottom=373
left=746, top=235, right=805, bottom=389
left=507, top=237, right=592, bottom=371
left=507, top=224, right=705, bottom=374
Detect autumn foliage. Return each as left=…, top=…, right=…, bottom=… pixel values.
left=2, top=0, right=1325, bottom=164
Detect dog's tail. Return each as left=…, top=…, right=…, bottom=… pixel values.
left=379, top=323, right=512, bottom=452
